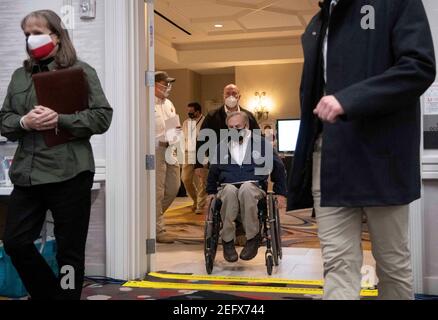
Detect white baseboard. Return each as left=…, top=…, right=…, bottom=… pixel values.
left=95, top=159, right=106, bottom=181
left=423, top=277, right=438, bottom=295
left=85, top=264, right=106, bottom=278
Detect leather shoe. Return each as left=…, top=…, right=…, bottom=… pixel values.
left=240, top=234, right=261, bottom=261
left=222, top=240, right=238, bottom=263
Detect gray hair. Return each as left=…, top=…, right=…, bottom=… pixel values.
left=226, top=111, right=249, bottom=126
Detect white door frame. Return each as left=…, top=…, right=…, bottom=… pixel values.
left=104, top=0, right=155, bottom=280
left=409, top=199, right=424, bottom=294
left=409, top=95, right=427, bottom=294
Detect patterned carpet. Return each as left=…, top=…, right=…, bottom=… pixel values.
left=165, top=198, right=371, bottom=250
left=81, top=276, right=322, bottom=300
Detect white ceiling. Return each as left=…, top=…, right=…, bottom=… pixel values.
left=154, top=0, right=320, bottom=73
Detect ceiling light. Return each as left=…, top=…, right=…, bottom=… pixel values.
left=214, top=24, right=223, bottom=28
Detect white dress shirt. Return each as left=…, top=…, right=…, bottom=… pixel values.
left=182, top=115, right=205, bottom=164
left=229, top=130, right=252, bottom=166
left=323, top=0, right=339, bottom=84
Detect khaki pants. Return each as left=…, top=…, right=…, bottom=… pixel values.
left=156, top=145, right=181, bottom=234
left=217, top=182, right=265, bottom=243
left=181, top=163, right=207, bottom=211
left=312, top=136, right=414, bottom=300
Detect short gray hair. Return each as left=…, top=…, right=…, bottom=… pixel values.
left=226, top=111, right=249, bottom=126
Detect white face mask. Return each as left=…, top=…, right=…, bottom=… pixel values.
left=157, top=83, right=172, bottom=98
left=225, top=96, right=238, bottom=109
left=162, top=88, right=171, bottom=98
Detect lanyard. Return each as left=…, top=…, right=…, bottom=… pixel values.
left=191, top=116, right=204, bottom=133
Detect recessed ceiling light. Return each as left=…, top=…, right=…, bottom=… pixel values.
left=214, top=24, right=223, bottom=28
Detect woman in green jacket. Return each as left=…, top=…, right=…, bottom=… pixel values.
left=0, top=10, right=113, bottom=300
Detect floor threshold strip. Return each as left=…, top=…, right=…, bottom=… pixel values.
left=123, top=273, right=378, bottom=297
left=148, top=272, right=324, bottom=286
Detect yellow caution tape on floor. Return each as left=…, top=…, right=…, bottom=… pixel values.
left=149, top=272, right=324, bottom=286
left=123, top=280, right=378, bottom=297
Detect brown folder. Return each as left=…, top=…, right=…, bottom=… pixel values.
left=32, top=67, right=89, bottom=147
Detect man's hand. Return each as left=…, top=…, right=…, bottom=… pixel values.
left=23, top=106, right=59, bottom=131
left=313, top=95, right=344, bottom=124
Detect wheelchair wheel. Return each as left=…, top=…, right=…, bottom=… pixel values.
left=205, top=253, right=214, bottom=275
left=274, top=198, right=283, bottom=260
left=204, top=198, right=221, bottom=274
left=267, top=194, right=280, bottom=266
left=266, top=253, right=274, bottom=276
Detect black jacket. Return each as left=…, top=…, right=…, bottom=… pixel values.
left=195, top=105, right=260, bottom=168
left=288, top=0, right=436, bottom=210
left=207, top=133, right=287, bottom=196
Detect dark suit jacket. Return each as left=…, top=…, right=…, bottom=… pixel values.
left=288, top=0, right=436, bottom=210
left=195, top=105, right=260, bottom=168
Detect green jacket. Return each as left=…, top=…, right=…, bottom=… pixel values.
left=0, top=60, right=113, bottom=187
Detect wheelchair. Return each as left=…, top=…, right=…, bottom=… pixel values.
left=204, top=184, right=282, bottom=275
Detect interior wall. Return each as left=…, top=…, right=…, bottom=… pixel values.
left=236, top=63, right=303, bottom=122
left=163, top=63, right=303, bottom=127
left=164, top=69, right=201, bottom=122
left=71, top=0, right=106, bottom=161
left=200, top=73, right=236, bottom=112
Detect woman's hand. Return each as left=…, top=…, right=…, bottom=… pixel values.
left=23, top=106, right=59, bottom=131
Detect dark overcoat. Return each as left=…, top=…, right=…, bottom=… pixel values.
left=288, top=0, right=436, bottom=210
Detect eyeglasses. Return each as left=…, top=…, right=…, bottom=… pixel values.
left=157, top=82, right=172, bottom=90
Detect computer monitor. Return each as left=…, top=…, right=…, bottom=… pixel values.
left=276, top=119, right=301, bottom=154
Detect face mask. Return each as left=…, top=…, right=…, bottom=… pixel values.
left=157, top=83, right=172, bottom=98
left=163, top=88, right=172, bottom=98
left=27, top=34, right=55, bottom=60
left=229, top=128, right=247, bottom=143
left=225, top=96, right=238, bottom=109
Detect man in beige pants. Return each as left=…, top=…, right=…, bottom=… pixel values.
left=155, top=71, right=181, bottom=243
left=312, top=136, right=413, bottom=300
left=288, top=0, right=436, bottom=300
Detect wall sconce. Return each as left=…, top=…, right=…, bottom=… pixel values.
left=254, top=91, right=270, bottom=121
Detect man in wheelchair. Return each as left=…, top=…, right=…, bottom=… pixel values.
left=205, top=111, right=287, bottom=263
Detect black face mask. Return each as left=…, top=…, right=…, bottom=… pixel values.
left=237, top=128, right=246, bottom=134
left=229, top=128, right=247, bottom=143
left=188, top=113, right=196, bottom=119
